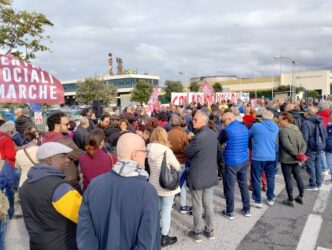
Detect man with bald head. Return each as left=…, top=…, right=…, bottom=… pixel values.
left=302, top=106, right=327, bottom=191
left=219, top=112, right=250, bottom=219
left=77, top=133, right=160, bottom=250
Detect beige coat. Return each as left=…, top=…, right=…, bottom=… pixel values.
left=15, top=146, right=39, bottom=187
left=147, top=143, right=181, bottom=197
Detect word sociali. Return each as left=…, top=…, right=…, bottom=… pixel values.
left=0, top=55, right=64, bottom=104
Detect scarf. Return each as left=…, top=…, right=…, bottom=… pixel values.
left=112, top=160, right=149, bottom=179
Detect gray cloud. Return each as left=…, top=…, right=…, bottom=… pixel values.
left=12, top=0, right=332, bottom=83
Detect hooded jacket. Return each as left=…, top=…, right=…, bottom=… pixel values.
left=42, top=132, right=83, bottom=190
left=20, top=164, right=82, bottom=250
left=249, top=120, right=279, bottom=161
left=301, top=116, right=327, bottom=152
left=279, top=124, right=307, bottom=163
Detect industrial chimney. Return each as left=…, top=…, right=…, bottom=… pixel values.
left=108, top=53, right=114, bottom=76
left=116, top=57, right=124, bottom=75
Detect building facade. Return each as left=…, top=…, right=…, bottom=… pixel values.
left=62, top=74, right=159, bottom=107
left=191, top=70, right=332, bottom=98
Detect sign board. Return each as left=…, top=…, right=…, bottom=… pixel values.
left=0, top=54, right=64, bottom=104
left=34, top=111, right=43, bottom=125
left=188, top=92, right=204, bottom=104
left=170, top=92, right=251, bottom=105
left=171, top=92, right=188, bottom=105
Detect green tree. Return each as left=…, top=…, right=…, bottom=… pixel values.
left=76, top=77, right=117, bottom=105
left=163, top=80, right=184, bottom=102
left=0, top=0, right=53, bottom=61
left=131, top=79, right=153, bottom=104
left=189, top=81, right=200, bottom=92
left=213, top=82, right=223, bottom=92
left=307, top=90, right=319, bottom=98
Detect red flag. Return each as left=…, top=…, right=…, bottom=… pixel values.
left=0, top=54, right=64, bottom=104
left=199, top=80, right=215, bottom=95
left=199, top=80, right=214, bottom=105
left=146, top=84, right=160, bottom=113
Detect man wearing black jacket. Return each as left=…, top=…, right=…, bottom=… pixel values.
left=184, top=111, right=219, bottom=243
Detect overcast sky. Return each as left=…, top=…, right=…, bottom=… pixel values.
left=12, top=0, right=332, bottom=84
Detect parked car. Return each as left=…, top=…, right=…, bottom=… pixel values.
left=0, top=109, right=15, bottom=121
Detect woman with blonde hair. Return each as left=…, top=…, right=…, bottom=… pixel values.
left=147, top=127, right=180, bottom=247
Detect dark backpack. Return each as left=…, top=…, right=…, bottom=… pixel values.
left=312, top=124, right=326, bottom=151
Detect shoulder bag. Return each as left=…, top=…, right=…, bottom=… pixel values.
left=159, top=151, right=179, bottom=190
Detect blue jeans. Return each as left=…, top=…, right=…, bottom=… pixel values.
left=158, top=196, right=174, bottom=236
left=251, top=160, right=276, bottom=203
left=306, top=150, right=322, bottom=188
left=224, top=161, right=250, bottom=213
left=180, top=164, right=187, bottom=207
left=321, top=151, right=327, bottom=172
left=5, top=189, right=14, bottom=219
left=14, top=167, right=21, bottom=191
left=0, top=216, right=8, bottom=250
left=326, top=152, right=332, bottom=175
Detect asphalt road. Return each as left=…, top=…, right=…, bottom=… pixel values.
left=6, top=169, right=332, bottom=250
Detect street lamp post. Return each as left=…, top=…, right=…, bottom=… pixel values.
left=274, top=56, right=296, bottom=102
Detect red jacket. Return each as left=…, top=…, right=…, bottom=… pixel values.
left=242, top=115, right=255, bottom=128
left=317, top=109, right=330, bottom=128
left=0, top=132, right=16, bottom=167
left=79, top=149, right=116, bottom=191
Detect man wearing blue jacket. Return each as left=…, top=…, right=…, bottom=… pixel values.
left=220, top=112, right=250, bottom=220
left=249, top=110, right=279, bottom=208
left=77, top=133, right=160, bottom=250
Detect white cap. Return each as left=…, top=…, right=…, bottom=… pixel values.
left=37, top=142, right=72, bottom=160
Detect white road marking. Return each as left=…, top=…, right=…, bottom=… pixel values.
left=296, top=214, right=323, bottom=250
left=297, top=177, right=332, bottom=250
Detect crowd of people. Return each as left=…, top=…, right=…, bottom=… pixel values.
left=0, top=96, right=331, bottom=249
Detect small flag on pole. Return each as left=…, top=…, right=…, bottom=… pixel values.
left=146, top=83, right=160, bottom=114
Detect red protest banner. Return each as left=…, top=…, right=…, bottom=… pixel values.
left=0, top=54, right=64, bottom=104
left=171, top=92, right=188, bottom=105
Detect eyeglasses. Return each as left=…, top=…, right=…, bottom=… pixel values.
left=136, top=149, right=148, bottom=154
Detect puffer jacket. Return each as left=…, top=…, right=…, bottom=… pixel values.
left=224, top=120, right=248, bottom=166
left=279, top=124, right=307, bottom=163
left=147, top=143, right=180, bottom=197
